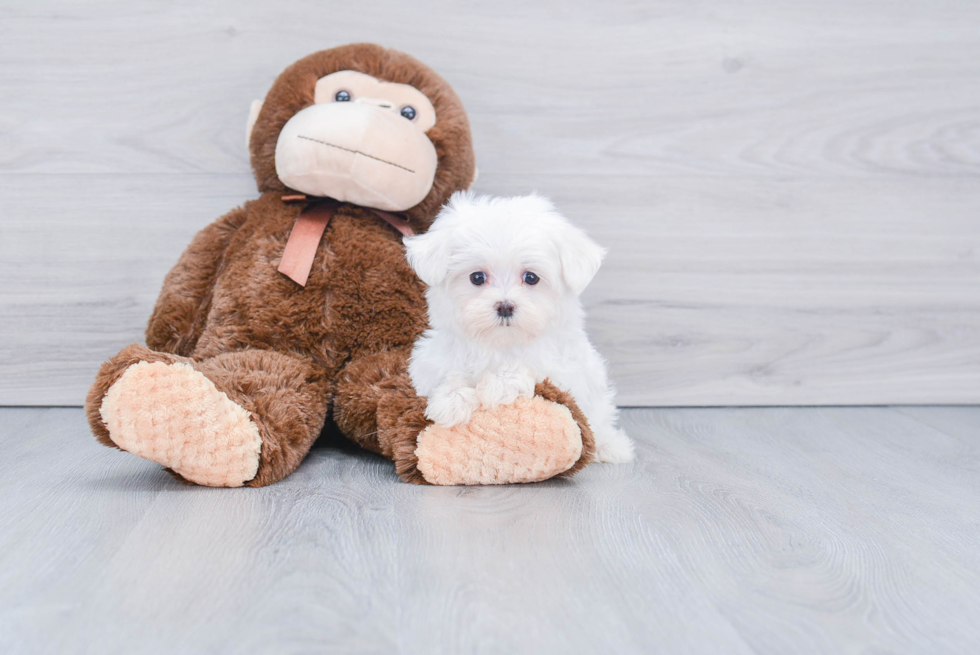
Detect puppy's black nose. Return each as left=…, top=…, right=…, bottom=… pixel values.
left=495, top=301, right=515, bottom=318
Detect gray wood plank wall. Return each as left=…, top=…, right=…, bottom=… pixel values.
left=1, top=0, right=978, bottom=406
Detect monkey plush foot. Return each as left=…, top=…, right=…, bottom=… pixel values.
left=415, top=395, right=585, bottom=485
left=100, top=361, right=262, bottom=487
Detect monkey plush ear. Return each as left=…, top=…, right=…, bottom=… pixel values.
left=557, top=223, right=606, bottom=295
left=404, top=228, right=453, bottom=286
left=245, top=100, right=263, bottom=149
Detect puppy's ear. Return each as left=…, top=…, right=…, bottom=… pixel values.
left=557, top=223, right=606, bottom=294
left=405, top=192, right=471, bottom=285
left=404, top=229, right=452, bottom=286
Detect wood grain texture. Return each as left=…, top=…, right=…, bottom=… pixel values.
left=1, top=0, right=979, bottom=405
left=2, top=406, right=979, bottom=653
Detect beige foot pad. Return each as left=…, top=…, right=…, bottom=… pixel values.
left=415, top=396, right=582, bottom=485
left=100, top=361, right=262, bottom=487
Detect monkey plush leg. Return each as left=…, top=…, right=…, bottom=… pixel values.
left=98, top=357, right=263, bottom=487
left=87, top=344, right=330, bottom=487
left=414, top=383, right=593, bottom=485
left=333, top=350, right=595, bottom=485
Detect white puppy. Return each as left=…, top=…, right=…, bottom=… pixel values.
left=404, top=192, right=635, bottom=464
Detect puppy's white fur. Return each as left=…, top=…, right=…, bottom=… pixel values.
left=404, top=192, right=635, bottom=464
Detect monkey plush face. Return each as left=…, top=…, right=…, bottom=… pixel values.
left=247, top=44, right=476, bottom=226
left=274, top=71, right=439, bottom=211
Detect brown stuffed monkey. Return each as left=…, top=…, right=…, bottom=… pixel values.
left=85, top=44, right=595, bottom=487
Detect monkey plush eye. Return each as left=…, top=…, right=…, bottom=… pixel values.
left=523, top=272, right=540, bottom=285
left=400, top=106, right=417, bottom=120
left=335, top=90, right=351, bottom=102
left=469, top=272, right=487, bottom=286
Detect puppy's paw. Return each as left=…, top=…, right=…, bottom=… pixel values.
left=476, top=365, right=536, bottom=409
left=594, top=428, right=636, bottom=464
left=425, top=385, right=479, bottom=427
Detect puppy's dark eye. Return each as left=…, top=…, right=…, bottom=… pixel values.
left=523, top=271, right=540, bottom=285
left=470, top=272, right=487, bottom=286
left=400, top=106, right=416, bottom=120
left=335, top=90, right=351, bottom=102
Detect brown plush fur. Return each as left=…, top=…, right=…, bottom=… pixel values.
left=85, top=44, right=594, bottom=486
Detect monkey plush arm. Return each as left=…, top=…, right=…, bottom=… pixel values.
left=145, top=205, right=248, bottom=355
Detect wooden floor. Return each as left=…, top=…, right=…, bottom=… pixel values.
left=2, top=407, right=978, bottom=653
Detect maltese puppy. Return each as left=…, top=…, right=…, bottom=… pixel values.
left=404, top=192, right=635, bottom=464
